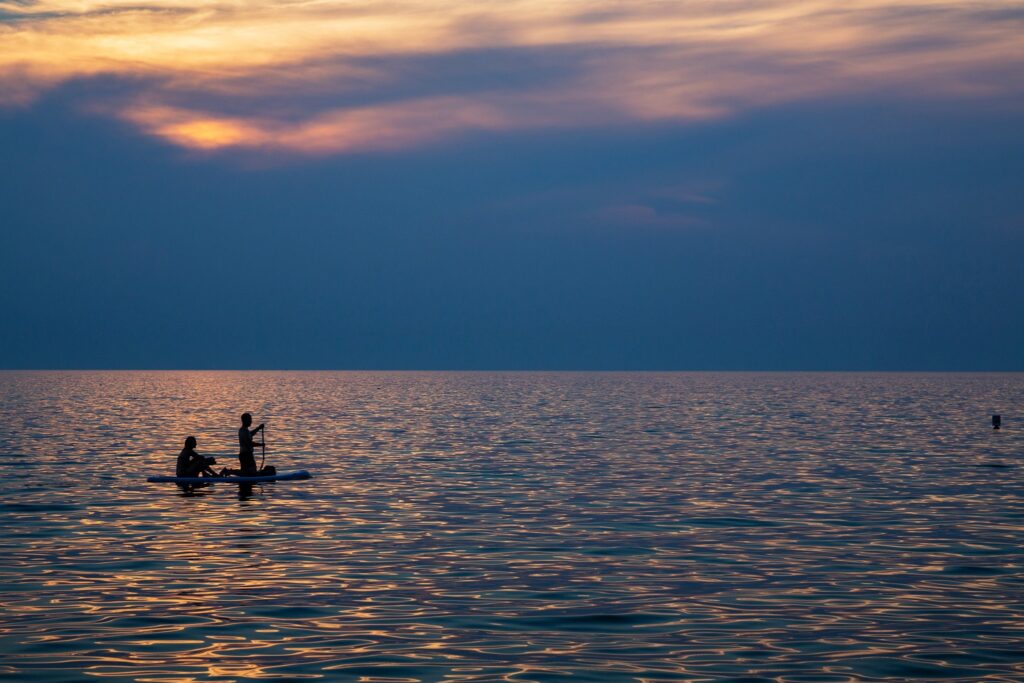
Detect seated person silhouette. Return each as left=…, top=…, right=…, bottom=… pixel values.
left=176, top=436, right=219, bottom=477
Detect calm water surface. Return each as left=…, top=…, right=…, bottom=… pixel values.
left=1, top=371, right=1023, bottom=681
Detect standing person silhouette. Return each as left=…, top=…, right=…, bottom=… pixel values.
left=221, top=413, right=265, bottom=476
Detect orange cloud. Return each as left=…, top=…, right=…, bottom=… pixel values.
left=118, top=98, right=511, bottom=154
left=2, top=0, right=1022, bottom=154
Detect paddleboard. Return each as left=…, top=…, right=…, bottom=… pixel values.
left=147, top=470, right=312, bottom=484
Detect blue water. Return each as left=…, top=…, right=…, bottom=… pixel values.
left=1, top=371, right=1023, bottom=681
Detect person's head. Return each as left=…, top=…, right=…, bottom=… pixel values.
left=184, top=436, right=197, bottom=450
left=241, top=412, right=252, bottom=427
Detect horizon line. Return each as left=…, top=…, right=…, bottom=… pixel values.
left=2, top=368, right=1022, bottom=374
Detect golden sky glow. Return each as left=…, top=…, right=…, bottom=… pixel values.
left=2, top=0, right=1022, bottom=154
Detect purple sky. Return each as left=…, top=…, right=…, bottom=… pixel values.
left=2, top=0, right=1023, bottom=368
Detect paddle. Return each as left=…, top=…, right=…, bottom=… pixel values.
left=260, top=420, right=267, bottom=471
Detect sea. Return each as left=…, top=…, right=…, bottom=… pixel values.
left=1, top=371, right=1022, bottom=682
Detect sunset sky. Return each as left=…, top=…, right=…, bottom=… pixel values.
left=2, top=0, right=1023, bottom=368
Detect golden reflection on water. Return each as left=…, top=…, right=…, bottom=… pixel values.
left=1, top=371, right=1024, bottom=681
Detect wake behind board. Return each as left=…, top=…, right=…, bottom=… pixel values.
left=147, top=470, right=312, bottom=484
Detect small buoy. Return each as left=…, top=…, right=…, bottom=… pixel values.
left=992, top=414, right=1002, bottom=429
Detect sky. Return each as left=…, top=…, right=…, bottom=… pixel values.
left=1, top=0, right=1023, bottom=370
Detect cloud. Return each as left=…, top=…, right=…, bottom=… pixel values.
left=2, top=0, right=1023, bottom=155
left=596, top=203, right=707, bottom=229
left=116, top=97, right=512, bottom=153
left=593, top=184, right=720, bottom=229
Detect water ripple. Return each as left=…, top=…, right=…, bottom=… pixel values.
left=1, top=371, right=1023, bottom=681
